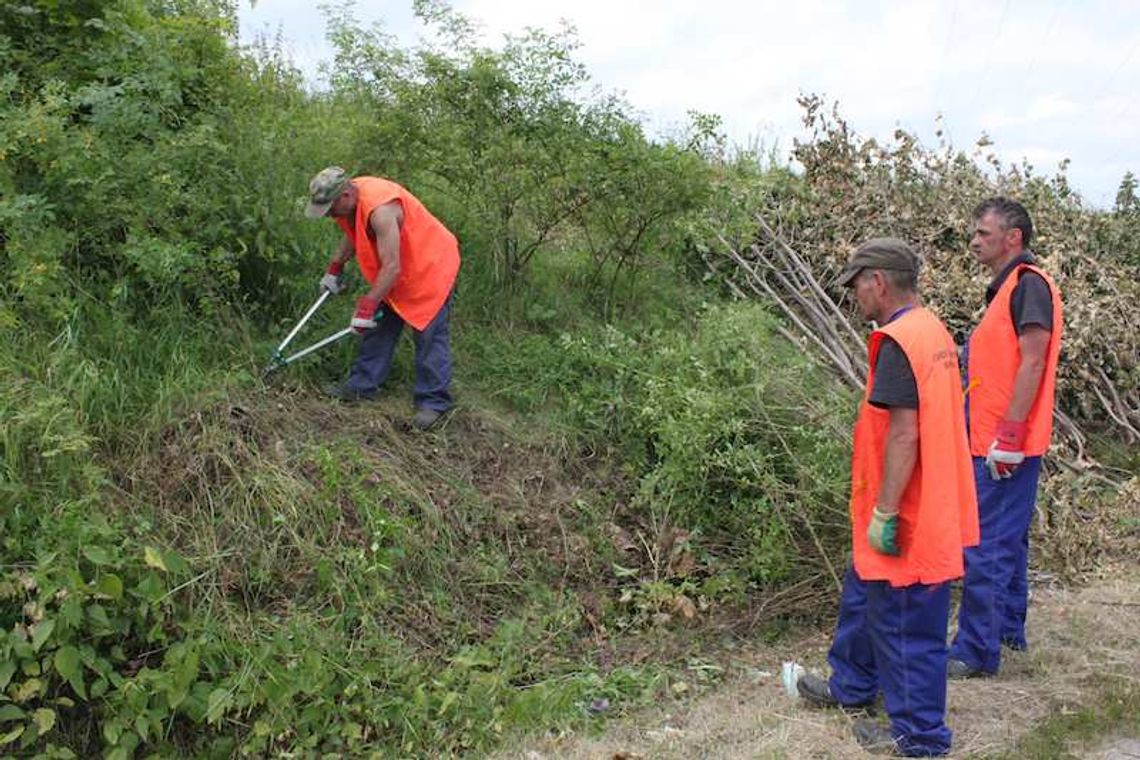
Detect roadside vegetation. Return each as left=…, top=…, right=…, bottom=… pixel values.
left=1, top=1, right=1136, bottom=756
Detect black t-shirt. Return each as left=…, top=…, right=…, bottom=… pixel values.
left=986, top=253, right=1055, bottom=334
left=869, top=337, right=919, bottom=410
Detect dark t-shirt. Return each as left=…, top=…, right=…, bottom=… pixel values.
left=986, top=253, right=1055, bottom=334
left=869, top=337, right=919, bottom=410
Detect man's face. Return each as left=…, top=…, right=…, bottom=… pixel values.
left=970, top=211, right=1020, bottom=267
left=849, top=269, right=882, bottom=322
left=328, top=186, right=356, bottom=218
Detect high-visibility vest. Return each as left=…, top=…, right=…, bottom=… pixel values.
left=335, top=177, right=460, bottom=331
left=967, top=263, right=1063, bottom=456
left=851, top=307, right=980, bottom=587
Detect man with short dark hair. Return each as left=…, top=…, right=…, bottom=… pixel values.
left=795, top=238, right=979, bottom=756
left=305, top=166, right=460, bottom=430
left=948, top=197, right=1063, bottom=678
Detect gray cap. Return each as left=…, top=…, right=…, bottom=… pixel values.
left=305, top=166, right=350, bottom=218
left=837, top=237, right=921, bottom=287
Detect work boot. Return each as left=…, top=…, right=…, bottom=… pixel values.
left=411, top=407, right=444, bottom=430
left=797, top=673, right=876, bottom=714
left=323, top=383, right=375, bottom=402
left=796, top=673, right=839, bottom=708
left=853, top=720, right=902, bottom=756
left=947, top=658, right=987, bottom=680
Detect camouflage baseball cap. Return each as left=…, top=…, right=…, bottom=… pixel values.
left=304, top=166, right=350, bottom=218
left=837, top=237, right=921, bottom=287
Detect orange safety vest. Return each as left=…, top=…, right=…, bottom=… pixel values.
left=967, top=263, right=1063, bottom=456
left=850, top=307, right=980, bottom=587
left=335, top=177, right=460, bottom=331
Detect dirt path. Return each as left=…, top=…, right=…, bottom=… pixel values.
left=499, top=568, right=1139, bottom=759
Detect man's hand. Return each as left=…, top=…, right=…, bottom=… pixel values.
left=867, top=506, right=900, bottom=555
left=320, top=260, right=344, bottom=294
left=985, top=419, right=1027, bottom=480
left=351, top=296, right=380, bottom=333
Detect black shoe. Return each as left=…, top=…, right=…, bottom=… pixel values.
left=853, top=720, right=902, bottom=756
left=324, top=383, right=375, bottom=402
left=947, top=658, right=988, bottom=680
left=1001, top=638, right=1028, bottom=652
left=411, top=407, right=445, bottom=430
left=797, top=673, right=876, bottom=714
left=797, top=672, right=839, bottom=708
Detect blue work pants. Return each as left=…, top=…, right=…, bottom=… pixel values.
left=828, top=566, right=953, bottom=757
left=950, top=456, right=1042, bottom=672
left=345, top=295, right=453, bottom=412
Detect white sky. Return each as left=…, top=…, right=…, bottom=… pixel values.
left=239, top=0, right=1140, bottom=209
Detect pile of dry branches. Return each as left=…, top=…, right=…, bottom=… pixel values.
left=702, top=97, right=1140, bottom=572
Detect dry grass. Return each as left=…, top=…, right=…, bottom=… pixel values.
left=499, top=565, right=1140, bottom=759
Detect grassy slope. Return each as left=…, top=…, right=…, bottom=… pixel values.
left=33, top=274, right=833, bottom=754
left=7, top=262, right=1131, bottom=756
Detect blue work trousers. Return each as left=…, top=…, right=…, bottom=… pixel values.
left=345, top=295, right=453, bottom=412
left=828, top=566, right=953, bottom=757
left=950, top=456, right=1042, bottom=672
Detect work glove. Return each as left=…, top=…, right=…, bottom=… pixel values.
left=985, top=419, right=1027, bottom=480
left=319, top=260, right=344, bottom=294
left=867, top=506, right=900, bottom=556
left=351, top=296, right=381, bottom=334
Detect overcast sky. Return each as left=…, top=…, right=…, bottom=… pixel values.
left=239, top=1, right=1139, bottom=209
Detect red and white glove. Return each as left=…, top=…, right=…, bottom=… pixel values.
left=351, top=296, right=380, bottom=333
left=319, top=260, right=344, bottom=294
left=985, top=419, right=1027, bottom=480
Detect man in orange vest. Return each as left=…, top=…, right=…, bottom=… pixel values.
left=948, top=198, right=1063, bottom=678
left=304, top=166, right=461, bottom=430
left=795, top=239, right=979, bottom=756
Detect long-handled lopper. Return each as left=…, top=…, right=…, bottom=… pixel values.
left=263, top=290, right=355, bottom=375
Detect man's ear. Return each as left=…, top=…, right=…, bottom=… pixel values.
left=1007, top=226, right=1023, bottom=249
left=871, top=269, right=887, bottom=294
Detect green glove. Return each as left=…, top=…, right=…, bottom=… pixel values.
left=867, top=507, right=900, bottom=556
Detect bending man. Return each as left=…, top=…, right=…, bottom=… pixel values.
left=305, top=166, right=460, bottom=430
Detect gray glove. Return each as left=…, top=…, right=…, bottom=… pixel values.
left=320, top=261, right=344, bottom=294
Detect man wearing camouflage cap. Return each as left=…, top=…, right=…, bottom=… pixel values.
left=306, top=167, right=460, bottom=430
left=794, top=239, right=979, bottom=756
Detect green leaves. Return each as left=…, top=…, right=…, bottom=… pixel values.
left=142, top=547, right=167, bottom=573
left=95, top=574, right=124, bottom=601
left=53, top=646, right=84, bottom=698
left=30, top=620, right=55, bottom=652
left=82, top=546, right=112, bottom=566
left=31, top=708, right=55, bottom=736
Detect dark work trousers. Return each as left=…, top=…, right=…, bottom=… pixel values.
left=345, top=294, right=453, bottom=412
left=950, top=456, right=1042, bottom=672
left=828, top=566, right=953, bottom=757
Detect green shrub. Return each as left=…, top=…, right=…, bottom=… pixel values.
left=469, top=300, right=854, bottom=589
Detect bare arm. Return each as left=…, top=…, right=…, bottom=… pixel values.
left=333, top=237, right=355, bottom=266
left=364, top=201, right=403, bottom=302
left=877, top=407, right=919, bottom=515
left=1004, top=326, right=1051, bottom=422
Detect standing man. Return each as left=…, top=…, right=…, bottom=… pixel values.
left=305, top=166, right=460, bottom=430
left=795, top=239, right=979, bottom=757
left=949, top=197, right=1063, bottom=678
